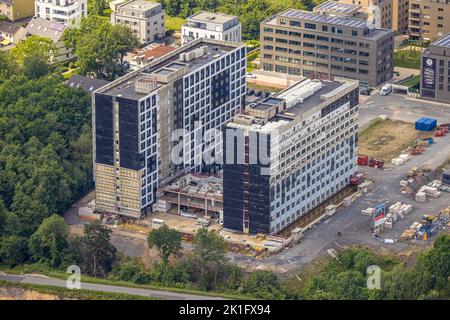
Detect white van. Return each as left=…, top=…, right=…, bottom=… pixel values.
left=380, top=83, right=392, bottom=96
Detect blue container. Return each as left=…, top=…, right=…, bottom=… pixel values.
left=415, top=117, right=437, bottom=131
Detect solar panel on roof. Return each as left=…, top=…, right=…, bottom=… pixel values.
left=281, top=9, right=368, bottom=29
left=432, top=34, right=450, bottom=48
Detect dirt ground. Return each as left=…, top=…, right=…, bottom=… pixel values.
left=358, top=118, right=432, bottom=161
left=0, top=287, right=62, bottom=300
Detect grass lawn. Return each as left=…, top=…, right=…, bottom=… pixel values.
left=394, top=49, right=421, bottom=69
left=166, top=16, right=186, bottom=32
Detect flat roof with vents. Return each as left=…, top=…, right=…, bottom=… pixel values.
left=100, top=38, right=243, bottom=100
left=187, top=11, right=238, bottom=24
left=279, top=9, right=368, bottom=28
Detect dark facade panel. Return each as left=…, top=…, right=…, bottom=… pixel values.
left=118, top=97, right=139, bottom=170
left=223, top=164, right=244, bottom=232
left=211, top=69, right=230, bottom=109
left=95, top=93, right=114, bottom=166
left=248, top=167, right=270, bottom=234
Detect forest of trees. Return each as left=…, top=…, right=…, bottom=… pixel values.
left=0, top=37, right=92, bottom=240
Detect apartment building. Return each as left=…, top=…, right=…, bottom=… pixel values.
left=0, top=0, right=35, bottom=22
left=409, top=0, right=450, bottom=41
left=260, top=9, right=394, bottom=87
left=338, top=0, right=393, bottom=29
left=93, top=38, right=246, bottom=218
left=392, top=0, right=409, bottom=34
left=182, top=11, right=241, bottom=45
left=223, top=78, right=359, bottom=234
left=25, top=17, right=75, bottom=63
left=420, top=33, right=450, bottom=103
left=111, top=0, right=165, bottom=45
left=35, top=0, right=87, bottom=26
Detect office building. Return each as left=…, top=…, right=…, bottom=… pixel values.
left=0, top=0, right=35, bottom=22
left=409, top=0, right=450, bottom=41
left=260, top=9, right=394, bottom=86
left=35, top=0, right=87, bottom=26
left=420, top=33, right=450, bottom=103
left=182, top=11, right=241, bottom=45
left=93, top=38, right=246, bottom=218
left=111, top=0, right=165, bottom=45
left=223, top=78, right=359, bottom=234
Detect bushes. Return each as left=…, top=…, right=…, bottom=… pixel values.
left=243, top=270, right=285, bottom=299
left=0, top=236, right=29, bottom=267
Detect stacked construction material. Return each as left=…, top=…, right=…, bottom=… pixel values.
left=415, top=191, right=427, bottom=202
left=361, top=207, right=374, bottom=216
left=419, top=185, right=442, bottom=198
left=391, top=153, right=411, bottom=166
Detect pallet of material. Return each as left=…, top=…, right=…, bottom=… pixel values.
left=361, top=207, right=374, bottom=216
left=415, top=191, right=427, bottom=202
left=420, top=186, right=441, bottom=198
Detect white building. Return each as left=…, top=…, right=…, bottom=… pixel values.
left=93, top=38, right=247, bottom=218
left=223, top=78, right=359, bottom=234
left=111, top=0, right=165, bottom=45
left=182, top=11, right=241, bottom=45
left=34, top=0, right=87, bottom=26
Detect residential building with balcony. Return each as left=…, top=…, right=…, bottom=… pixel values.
left=182, top=11, right=241, bottom=45
left=420, top=33, right=450, bottom=103
left=35, top=0, right=87, bottom=26
left=0, top=20, right=26, bottom=47
left=111, top=0, right=165, bottom=45
left=409, top=0, right=450, bottom=41
left=260, top=9, right=394, bottom=87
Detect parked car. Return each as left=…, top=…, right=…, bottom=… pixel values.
left=246, top=72, right=257, bottom=79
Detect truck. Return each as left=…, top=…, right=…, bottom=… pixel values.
left=380, top=83, right=392, bottom=96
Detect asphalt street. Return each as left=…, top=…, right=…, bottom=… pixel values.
left=0, top=273, right=225, bottom=300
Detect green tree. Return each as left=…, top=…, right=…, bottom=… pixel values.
left=192, top=228, right=227, bottom=290
left=63, top=15, right=139, bottom=80
left=28, top=214, right=69, bottom=268
left=421, top=234, right=450, bottom=293
left=9, top=35, right=57, bottom=66
left=0, top=14, right=8, bottom=22
left=244, top=270, right=285, bottom=299
left=72, top=220, right=116, bottom=277
left=115, top=258, right=151, bottom=284
left=0, top=236, right=29, bottom=266
left=147, top=225, right=182, bottom=269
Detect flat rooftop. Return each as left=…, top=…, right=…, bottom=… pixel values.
left=431, top=33, right=450, bottom=49
left=228, top=78, right=356, bottom=132
left=118, top=0, right=160, bottom=11
left=313, top=1, right=361, bottom=15
left=187, top=11, right=237, bottom=24
left=101, top=39, right=241, bottom=100
left=265, top=9, right=390, bottom=40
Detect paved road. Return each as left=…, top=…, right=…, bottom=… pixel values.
left=0, top=273, right=225, bottom=300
